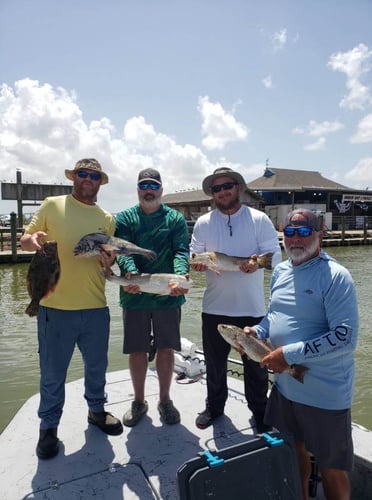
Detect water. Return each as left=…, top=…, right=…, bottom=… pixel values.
left=0, top=247, right=371, bottom=434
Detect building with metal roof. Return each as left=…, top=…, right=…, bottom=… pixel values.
left=163, top=167, right=372, bottom=230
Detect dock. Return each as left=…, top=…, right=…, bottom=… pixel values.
left=278, top=230, right=372, bottom=248
left=1, top=229, right=372, bottom=264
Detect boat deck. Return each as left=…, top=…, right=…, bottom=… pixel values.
left=0, top=369, right=371, bottom=499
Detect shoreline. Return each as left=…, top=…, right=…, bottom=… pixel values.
left=2, top=230, right=372, bottom=264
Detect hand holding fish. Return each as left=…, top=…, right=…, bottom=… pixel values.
left=189, top=259, right=210, bottom=273
left=99, top=249, right=116, bottom=274
left=121, top=272, right=143, bottom=294
left=239, top=254, right=260, bottom=274
left=260, top=348, right=289, bottom=374
left=169, top=274, right=191, bottom=296
left=20, top=231, right=48, bottom=252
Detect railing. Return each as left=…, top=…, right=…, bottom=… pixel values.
left=0, top=227, right=25, bottom=251
left=0, top=212, right=25, bottom=261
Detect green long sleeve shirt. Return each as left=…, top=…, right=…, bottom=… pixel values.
left=115, top=204, right=190, bottom=310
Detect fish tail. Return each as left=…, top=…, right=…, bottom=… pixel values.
left=257, top=253, right=273, bottom=270
left=144, top=250, right=157, bottom=261
left=25, top=300, right=39, bottom=317
left=289, top=364, right=308, bottom=383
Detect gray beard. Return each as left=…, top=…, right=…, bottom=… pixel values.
left=140, top=197, right=161, bottom=211
left=284, top=237, right=320, bottom=265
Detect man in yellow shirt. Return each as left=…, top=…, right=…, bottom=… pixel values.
left=21, top=158, right=123, bottom=459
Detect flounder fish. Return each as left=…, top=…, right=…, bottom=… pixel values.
left=74, top=233, right=157, bottom=261
left=217, top=324, right=308, bottom=383
left=189, top=251, right=273, bottom=274
left=26, top=241, right=60, bottom=317
left=106, top=272, right=193, bottom=295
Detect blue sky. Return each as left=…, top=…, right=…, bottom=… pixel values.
left=1, top=0, right=372, bottom=214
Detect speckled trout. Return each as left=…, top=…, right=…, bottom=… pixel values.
left=217, top=324, right=308, bottom=383
left=189, top=251, right=273, bottom=274
left=106, top=272, right=193, bottom=295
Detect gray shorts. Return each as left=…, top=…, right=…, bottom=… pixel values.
left=122, top=308, right=181, bottom=353
left=265, top=385, right=354, bottom=470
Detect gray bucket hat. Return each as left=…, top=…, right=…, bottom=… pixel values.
left=202, top=167, right=246, bottom=196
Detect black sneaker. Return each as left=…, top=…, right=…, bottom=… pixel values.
left=36, top=428, right=59, bottom=459
left=88, top=410, right=123, bottom=435
left=195, top=408, right=223, bottom=429
left=253, top=414, right=272, bottom=434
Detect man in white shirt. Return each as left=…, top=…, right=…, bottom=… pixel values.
left=190, top=167, right=281, bottom=432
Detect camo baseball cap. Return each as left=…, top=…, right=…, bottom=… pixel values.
left=137, top=168, right=162, bottom=185
left=65, top=158, right=108, bottom=184
left=284, top=209, right=321, bottom=230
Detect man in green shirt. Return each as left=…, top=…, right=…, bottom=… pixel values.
left=115, top=168, right=190, bottom=426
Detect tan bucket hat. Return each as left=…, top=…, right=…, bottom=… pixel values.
left=65, top=158, right=109, bottom=185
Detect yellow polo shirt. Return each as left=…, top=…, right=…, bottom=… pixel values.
left=25, top=195, right=115, bottom=310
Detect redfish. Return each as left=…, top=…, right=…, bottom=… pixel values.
left=217, top=324, right=308, bottom=383
left=190, top=251, right=273, bottom=274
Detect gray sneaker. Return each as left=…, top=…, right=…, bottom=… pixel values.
left=123, top=401, right=148, bottom=427
left=158, top=400, right=180, bottom=425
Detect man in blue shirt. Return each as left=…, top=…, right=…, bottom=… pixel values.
left=244, top=209, right=358, bottom=500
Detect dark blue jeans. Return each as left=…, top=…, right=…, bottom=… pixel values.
left=37, top=306, right=110, bottom=429
left=201, top=313, right=269, bottom=418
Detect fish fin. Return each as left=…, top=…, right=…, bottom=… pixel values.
left=25, top=300, right=39, bottom=317
left=257, top=252, right=274, bottom=270
left=289, top=364, right=308, bottom=383
left=145, top=251, right=157, bottom=261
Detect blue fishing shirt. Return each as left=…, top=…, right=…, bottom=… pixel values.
left=255, top=250, right=358, bottom=410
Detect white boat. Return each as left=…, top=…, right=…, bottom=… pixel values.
left=0, top=341, right=371, bottom=499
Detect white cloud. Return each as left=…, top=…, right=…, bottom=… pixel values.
left=271, top=28, right=288, bottom=52
left=0, top=79, right=217, bottom=212
left=350, top=114, right=372, bottom=143
left=328, top=43, right=372, bottom=110
left=292, top=119, right=344, bottom=137
left=262, top=75, right=273, bottom=89
left=304, top=137, right=326, bottom=151
left=198, top=96, right=249, bottom=151
left=344, top=157, right=372, bottom=189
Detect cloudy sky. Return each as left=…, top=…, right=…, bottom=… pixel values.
left=1, top=0, right=372, bottom=215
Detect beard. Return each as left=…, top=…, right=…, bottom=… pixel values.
left=284, top=236, right=320, bottom=265
left=214, top=192, right=240, bottom=212
left=139, top=192, right=162, bottom=211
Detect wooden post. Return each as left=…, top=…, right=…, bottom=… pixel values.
left=10, top=212, right=18, bottom=262
left=16, top=170, right=23, bottom=228
left=341, top=215, right=345, bottom=243
left=364, top=215, right=368, bottom=243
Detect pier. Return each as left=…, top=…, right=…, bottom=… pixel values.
left=278, top=230, right=372, bottom=248
left=1, top=227, right=372, bottom=265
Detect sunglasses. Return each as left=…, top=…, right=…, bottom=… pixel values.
left=138, top=182, right=161, bottom=191
left=76, top=170, right=101, bottom=181
left=283, top=226, right=314, bottom=237
left=211, top=182, right=238, bottom=193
